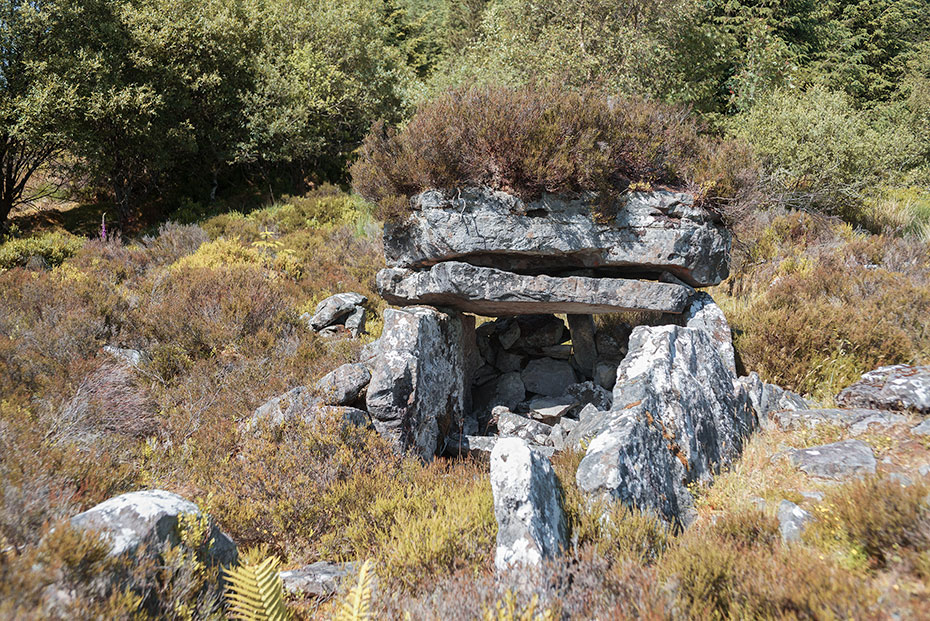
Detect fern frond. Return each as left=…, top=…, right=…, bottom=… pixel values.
left=335, top=559, right=375, bottom=621
left=223, top=555, right=290, bottom=621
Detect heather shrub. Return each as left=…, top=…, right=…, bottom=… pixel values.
left=0, top=231, right=86, bottom=270
left=806, top=475, right=930, bottom=570
left=351, top=85, right=757, bottom=221
left=715, top=211, right=930, bottom=399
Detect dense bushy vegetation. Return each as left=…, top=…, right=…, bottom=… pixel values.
left=351, top=86, right=757, bottom=221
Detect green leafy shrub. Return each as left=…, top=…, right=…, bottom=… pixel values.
left=0, top=231, right=85, bottom=270
left=351, top=85, right=757, bottom=221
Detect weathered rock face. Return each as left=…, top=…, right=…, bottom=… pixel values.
left=315, top=363, right=371, bottom=406
left=837, top=365, right=930, bottom=414
left=247, top=386, right=319, bottom=429
left=307, top=292, right=366, bottom=331
left=788, top=440, right=877, bottom=480
left=70, top=490, right=237, bottom=565
left=490, top=438, right=567, bottom=571
left=777, top=500, right=814, bottom=543
left=773, top=408, right=905, bottom=435
left=521, top=358, right=577, bottom=397
left=737, top=372, right=809, bottom=423
left=576, top=325, right=755, bottom=525
left=377, top=261, right=694, bottom=316
left=384, top=187, right=731, bottom=287
left=280, top=562, right=354, bottom=597
left=365, top=306, right=469, bottom=461
left=683, top=292, right=735, bottom=376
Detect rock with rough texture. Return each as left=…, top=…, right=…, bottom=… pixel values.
left=576, top=325, right=755, bottom=525
left=521, top=358, right=577, bottom=397
left=576, top=410, right=690, bottom=524
left=788, top=440, right=876, bottom=480
left=498, top=410, right=554, bottom=446
left=737, top=373, right=809, bottom=423
left=315, top=363, right=371, bottom=406
left=773, top=408, right=905, bottom=434
left=473, top=372, right=526, bottom=419
left=70, top=490, right=237, bottom=565
left=280, top=562, right=353, bottom=597
left=385, top=187, right=731, bottom=287
left=377, top=262, right=694, bottom=316
left=490, top=438, right=567, bottom=571
left=527, top=396, right=577, bottom=424
left=837, top=365, right=930, bottom=414
left=777, top=500, right=814, bottom=543
left=682, top=292, right=735, bottom=376
left=308, top=293, right=367, bottom=330
left=565, top=381, right=612, bottom=411
left=247, top=386, right=319, bottom=429
left=344, top=306, right=367, bottom=337
left=512, top=315, right=567, bottom=349
left=365, top=307, right=468, bottom=460
left=567, top=314, right=597, bottom=376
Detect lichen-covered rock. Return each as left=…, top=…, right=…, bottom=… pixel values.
left=682, top=292, right=735, bottom=376
left=365, top=306, right=468, bottom=460
left=307, top=292, right=367, bottom=331
left=576, top=325, right=756, bottom=525
left=773, top=408, right=905, bottom=435
left=497, top=410, right=554, bottom=446
left=491, top=438, right=567, bottom=571
left=837, top=365, right=930, bottom=414
left=737, top=372, right=810, bottom=423
left=384, top=187, right=731, bottom=287
left=315, top=363, right=371, bottom=406
left=70, top=490, right=237, bottom=565
left=377, top=261, right=694, bottom=316
left=788, top=440, right=877, bottom=480
left=565, top=381, right=612, bottom=411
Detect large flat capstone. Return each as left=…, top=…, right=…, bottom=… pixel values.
left=384, top=187, right=731, bottom=287
left=377, top=261, right=694, bottom=316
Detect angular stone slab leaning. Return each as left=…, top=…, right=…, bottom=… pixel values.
left=377, top=261, right=694, bottom=316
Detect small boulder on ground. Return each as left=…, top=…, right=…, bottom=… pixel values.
left=777, top=500, right=814, bottom=543
left=837, top=364, right=930, bottom=414
left=497, top=409, right=554, bottom=446
left=280, top=561, right=354, bottom=597
left=315, top=363, right=371, bottom=406
left=491, top=438, right=567, bottom=571
left=307, top=292, right=367, bottom=332
left=247, top=386, right=319, bottom=430
left=788, top=440, right=877, bottom=480
left=70, top=490, right=237, bottom=565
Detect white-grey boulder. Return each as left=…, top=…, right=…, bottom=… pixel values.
left=490, top=438, right=567, bottom=571
left=70, top=490, right=237, bottom=565
left=308, top=293, right=367, bottom=331
left=682, top=292, right=735, bottom=376
left=837, top=365, right=930, bottom=414
left=777, top=500, right=814, bottom=543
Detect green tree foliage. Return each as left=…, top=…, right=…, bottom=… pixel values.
left=0, top=0, right=75, bottom=226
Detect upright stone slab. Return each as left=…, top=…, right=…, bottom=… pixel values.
left=365, top=306, right=468, bottom=461
left=576, top=325, right=756, bottom=525
left=491, top=438, right=567, bottom=571
left=568, top=314, right=597, bottom=377
left=384, top=187, right=731, bottom=287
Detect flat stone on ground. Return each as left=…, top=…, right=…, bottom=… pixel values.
left=788, top=440, right=877, bottom=480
